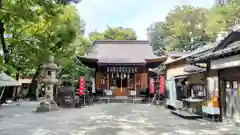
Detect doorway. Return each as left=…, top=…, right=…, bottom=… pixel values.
left=112, top=73, right=128, bottom=96
left=224, top=81, right=240, bottom=121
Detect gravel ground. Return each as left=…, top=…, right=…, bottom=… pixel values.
left=0, top=102, right=239, bottom=135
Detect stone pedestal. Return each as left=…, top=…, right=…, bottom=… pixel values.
left=35, top=55, right=59, bottom=113
left=36, top=100, right=58, bottom=113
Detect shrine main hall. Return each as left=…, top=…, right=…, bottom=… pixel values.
left=77, top=40, right=165, bottom=97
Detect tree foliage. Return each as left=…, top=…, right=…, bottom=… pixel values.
left=88, top=31, right=104, bottom=41
left=147, top=21, right=169, bottom=55
left=206, top=0, right=240, bottom=39
left=0, top=0, right=90, bottom=77
left=0, top=0, right=91, bottom=101
left=147, top=5, right=211, bottom=53
left=148, top=0, right=240, bottom=53
left=89, top=26, right=137, bottom=41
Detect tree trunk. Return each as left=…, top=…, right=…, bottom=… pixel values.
left=12, top=73, right=20, bottom=101
left=0, top=0, right=9, bottom=67
left=27, top=66, right=41, bottom=101
left=0, top=21, right=8, bottom=62
left=0, top=0, right=11, bottom=104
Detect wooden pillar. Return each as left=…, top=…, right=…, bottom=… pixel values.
left=94, top=68, right=97, bottom=92
left=141, top=67, right=148, bottom=89
left=107, top=74, right=109, bottom=90
left=238, top=82, right=240, bottom=119
left=134, top=73, right=137, bottom=90
left=218, top=69, right=224, bottom=121
left=205, top=61, right=210, bottom=101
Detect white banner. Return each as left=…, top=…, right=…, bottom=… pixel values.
left=91, top=77, right=96, bottom=93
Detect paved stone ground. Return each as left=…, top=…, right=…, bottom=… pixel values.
left=0, top=102, right=239, bottom=135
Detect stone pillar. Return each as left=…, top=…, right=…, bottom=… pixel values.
left=36, top=55, right=59, bottom=112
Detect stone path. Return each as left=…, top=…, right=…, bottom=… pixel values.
left=0, top=102, right=239, bottom=135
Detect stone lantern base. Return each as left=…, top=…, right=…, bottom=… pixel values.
left=36, top=100, right=59, bottom=113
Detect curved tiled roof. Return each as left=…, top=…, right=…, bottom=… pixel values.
left=165, top=42, right=219, bottom=65
left=79, top=40, right=164, bottom=64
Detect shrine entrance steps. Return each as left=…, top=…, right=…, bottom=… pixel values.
left=99, top=97, right=144, bottom=104
left=171, top=110, right=202, bottom=119
left=98, top=96, right=165, bottom=104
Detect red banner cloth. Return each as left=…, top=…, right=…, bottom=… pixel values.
left=149, top=78, right=155, bottom=94
left=78, top=76, right=85, bottom=95
left=160, top=76, right=164, bottom=94
left=104, top=79, right=108, bottom=89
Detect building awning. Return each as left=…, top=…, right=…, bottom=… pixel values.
left=174, top=70, right=205, bottom=79
left=19, top=78, right=32, bottom=84
left=183, top=65, right=206, bottom=73
left=0, top=73, right=21, bottom=87
left=211, top=54, right=240, bottom=70
left=174, top=75, right=188, bottom=79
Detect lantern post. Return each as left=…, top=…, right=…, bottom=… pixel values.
left=36, top=55, right=59, bottom=112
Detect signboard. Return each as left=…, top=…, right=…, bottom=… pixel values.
left=105, top=90, right=112, bottom=96
left=78, top=76, right=85, bottom=95
left=150, top=78, right=155, bottom=94
left=130, top=90, right=136, bottom=96
left=160, top=76, right=165, bottom=94
left=211, top=54, right=240, bottom=70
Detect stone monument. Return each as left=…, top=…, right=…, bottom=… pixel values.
left=36, top=55, right=59, bottom=112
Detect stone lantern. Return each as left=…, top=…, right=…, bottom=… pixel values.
left=36, top=55, right=59, bottom=112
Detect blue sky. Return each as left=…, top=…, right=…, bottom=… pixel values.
left=76, top=0, right=214, bottom=40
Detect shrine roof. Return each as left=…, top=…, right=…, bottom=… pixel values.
left=165, top=42, right=219, bottom=65
left=78, top=40, right=165, bottom=64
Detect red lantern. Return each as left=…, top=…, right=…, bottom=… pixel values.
left=78, top=76, right=85, bottom=95
left=160, top=76, right=164, bottom=94
left=150, top=78, right=155, bottom=94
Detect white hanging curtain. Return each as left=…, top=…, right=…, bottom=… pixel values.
left=91, top=77, right=95, bottom=93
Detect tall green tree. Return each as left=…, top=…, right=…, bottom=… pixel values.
left=89, top=31, right=104, bottom=41
left=147, top=21, right=169, bottom=55
left=165, top=5, right=211, bottom=51
left=0, top=0, right=90, bottom=100
left=89, top=26, right=137, bottom=41
left=148, top=5, right=212, bottom=53
left=206, top=0, right=240, bottom=39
